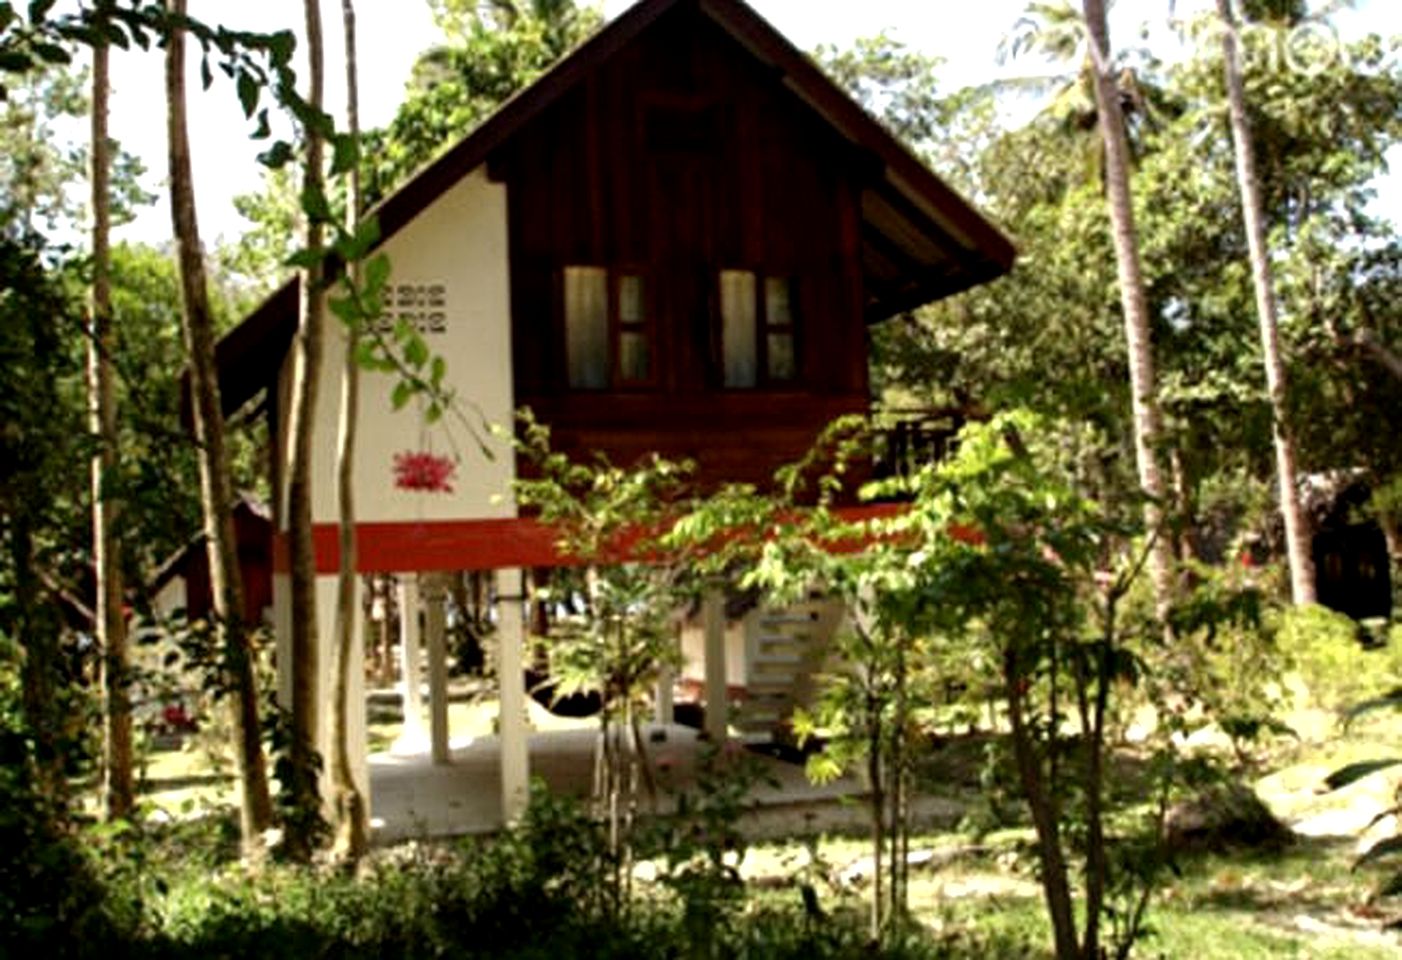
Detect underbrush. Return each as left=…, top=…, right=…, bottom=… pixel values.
left=33, top=790, right=1019, bottom=960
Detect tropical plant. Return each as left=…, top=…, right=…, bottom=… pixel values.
left=513, top=410, right=695, bottom=913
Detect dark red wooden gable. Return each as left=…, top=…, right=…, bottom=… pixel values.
left=209, top=0, right=1014, bottom=493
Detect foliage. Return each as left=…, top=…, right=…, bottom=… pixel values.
left=1324, top=685, right=1402, bottom=902
left=359, top=0, right=602, bottom=205
left=878, top=410, right=1168, bottom=960
left=1275, top=603, right=1402, bottom=710
left=687, top=415, right=945, bottom=943
left=514, top=411, right=696, bottom=909
left=644, top=742, right=775, bottom=957
left=1161, top=564, right=1289, bottom=767
left=0, top=61, right=151, bottom=237
left=0, top=633, right=134, bottom=959
left=856, top=17, right=1402, bottom=576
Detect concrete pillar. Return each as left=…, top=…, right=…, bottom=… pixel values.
left=396, top=575, right=426, bottom=748
left=702, top=587, right=728, bottom=742
left=496, top=567, right=530, bottom=823
left=421, top=572, right=451, bottom=765
left=654, top=623, right=676, bottom=726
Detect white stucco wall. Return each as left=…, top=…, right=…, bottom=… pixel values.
left=311, top=166, right=517, bottom=526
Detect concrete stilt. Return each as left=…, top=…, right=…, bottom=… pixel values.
left=702, top=587, right=727, bottom=742
left=654, top=623, right=676, bottom=726
left=396, top=576, right=425, bottom=748
left=496, top=567, right=530, bottom=823
left=421, top=573, right=451, bottom=765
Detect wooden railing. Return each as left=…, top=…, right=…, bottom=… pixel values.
left=869, top=407, right=968, bottom=486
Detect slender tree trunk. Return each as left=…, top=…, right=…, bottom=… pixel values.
left=1169, top=445, right=1196, bottom=562
left=1005, top=651, right=1080, bottom=960
left=284, top=0, right=329, bottom=859
left=1215, top=0, right=1317, bottom=605
left=1082, top=0, right=1175, bottom=622
left=89, top=16, right=133, bottom=822
left=1081, top=634, right=1114, bottom=960
left=164, top=0, right=274, bottom=854
left=330, top=0, right=369, bottom=861
left=13, top=516, right=66, bottom=804
left=1350, top=327, right=1402, bottom=381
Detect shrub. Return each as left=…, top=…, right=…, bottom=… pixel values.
left=1275, top=604, right=1402, bottom=710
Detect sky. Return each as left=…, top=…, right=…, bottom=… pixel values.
left=96, top=0, right=1402, bottom=247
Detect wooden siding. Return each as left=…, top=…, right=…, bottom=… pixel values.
left=495, top=5, right=870, bottom=489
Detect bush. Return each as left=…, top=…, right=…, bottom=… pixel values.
left=0, top=637, right=136, bottom=960
left=1275, top=604, right=1402, bottom=710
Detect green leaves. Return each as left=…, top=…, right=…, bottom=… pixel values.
left=1356, top=835, right=1402, bottom=870
left=257, top=140, right=294, bottom=169
left=284, top=247, right=325, bottom=271
left=402, top=332, right=428, bottom=370
left=1324, top=759, right=1402, bottom=792
left=236, top=68, right=258, bottom=118
left=299, top=183, right=332, bottom=225
left=330, top=132, right=359, bottom=177
left=363, top=249, right=389, bottom=288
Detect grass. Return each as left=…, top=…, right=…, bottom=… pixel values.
left=116, top=661, right=1402, bottom=958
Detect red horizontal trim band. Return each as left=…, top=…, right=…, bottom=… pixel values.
left=271, top=504, right=906, bottom=575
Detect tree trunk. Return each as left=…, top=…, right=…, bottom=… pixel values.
left=164, top=0, right=274, bottom=854
left=1082, top=0, right=1175, bottom=623
left=1005, top=651, right=1080, bottom=960
left=1215, top=0, right=1317, bottom=605
left=1350, top=327, right=1402, bottom=381
left=1169, top=446, right=1196, bottom=563
left=283, top=0, right=329, bottom=859
left=330, top=0, right=369, bottom=862
left=12, top=515, right=66, bottom=804
left=89, top=16, right=133, bottom=822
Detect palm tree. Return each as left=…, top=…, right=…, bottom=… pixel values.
left=1079, top=0, right=1176, bottom=622
left=1213, top=0, right=1316, bottom=604
left=1003, top=0, right=1176, bottom=623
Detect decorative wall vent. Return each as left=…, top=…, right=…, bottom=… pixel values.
left=373, top=283, right=448, bottom=335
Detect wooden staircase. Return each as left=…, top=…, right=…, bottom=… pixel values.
left=734, top=599, right=845, bottom=743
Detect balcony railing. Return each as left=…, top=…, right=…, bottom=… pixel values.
left=870, top=407, right=968, bottom=487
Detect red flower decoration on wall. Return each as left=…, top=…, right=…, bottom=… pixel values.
left=393, top=451, right=457, bottom=493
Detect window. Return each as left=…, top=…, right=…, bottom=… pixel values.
left=563, top=266, right=653, bottom=389
left=719, top=270, right=757, bottom=388
left=564, top=267, right=608, bottom=389
left=718, top=270, right=800, bottom=388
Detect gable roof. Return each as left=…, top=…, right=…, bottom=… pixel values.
left=215, top=0, right=1015, bottom=418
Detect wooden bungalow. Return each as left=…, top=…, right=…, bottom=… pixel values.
left=213, top=0, right=1014, bottom=828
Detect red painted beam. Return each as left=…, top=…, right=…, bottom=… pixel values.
left=270, top=503, right=907, bottom=575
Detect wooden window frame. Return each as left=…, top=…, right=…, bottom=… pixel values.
left=560, top=264, right=657, bottom=390
left=611, top=265, right=657, bottom=388
left=716, top=269, right=801, bottom=390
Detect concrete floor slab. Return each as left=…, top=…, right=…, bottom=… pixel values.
left=368, top=723, right=868, bottom=843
